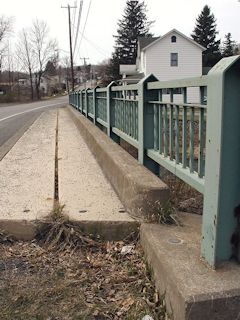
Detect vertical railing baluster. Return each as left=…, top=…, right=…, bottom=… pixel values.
left=120, top=99, right=123, bottom=131
left=169, top=89, right=174, bottom=160
left=117, top=98, right=120, bottom=129
left=169, top=100, right=174, bottom=161
left=85, top=89, right=88, bottom=117
left=158, top=89, right=163, bottom=154
left=118, top=94, right=121, bottom=130
left=159, top=105, right=163, bottom=154
left=198, top=108, right=205, bottom=177
left=182, top=88, right=187, bottom=168
left=95, top=90, right=98, bottom=121
left=134, top=102, right=136, bottom=140
left=125, top=99, right=128, bottom=134
left=136, top=102, right=138, bottom=141
left=154, top=104, right=158, bottom=151
left=164, top=104, right=168, bottom=157
left=130, top=101, right=133, bottom=137
left=125, top=99, right=127, bottom=134
left=80, top=90, right=82, bottom=113
left=175, top=105, right=180, bottom=164
left=123, top=99, right=125, bottom=132
left=127, top=91, right=130, bottom=134
left=128, top=100, right=130, bottom=135
left=189, top=107, right=195, bottom=172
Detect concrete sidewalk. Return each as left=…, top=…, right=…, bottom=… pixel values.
left=58, top=108, right=137, bottom=239
left=0, top=111, right=56, bottom=238
left=0, top=107, right=137, bottom=239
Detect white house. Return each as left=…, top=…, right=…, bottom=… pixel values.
left=120, top=29, right=205, bottom=102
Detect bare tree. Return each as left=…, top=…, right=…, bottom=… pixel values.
left=31, top=19, right=58, bottom=99
left=16, top=19, right=58, bottom=100
left=16, top=28, right=35, bottom=100
left=0, top=16, right=13, bottom=81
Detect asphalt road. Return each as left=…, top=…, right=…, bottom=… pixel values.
left=0, top=96, right=68, bottom=158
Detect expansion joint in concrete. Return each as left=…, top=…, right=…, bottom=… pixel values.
left=54, top=110, right=59, bottom=205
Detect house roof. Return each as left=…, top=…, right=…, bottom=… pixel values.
left=141, top=29, right=206, bottom=52
left=124, top=73, right=145, bottom=80
left=120, top=72, right=145, bottom=84
left=138, top=36, right=160, bottom=50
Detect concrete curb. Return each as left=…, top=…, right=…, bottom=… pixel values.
left=0, top=219, right=139, bottom=242
left=67, top=106, right=170, bottom=220
left=140, top=214, right=240, bottom=320
left=0, top=220, right=37, bottom=241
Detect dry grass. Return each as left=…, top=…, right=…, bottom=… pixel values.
left=0, top=211, right=170, bottom=320
left=160, top=169, right=203, bottom=214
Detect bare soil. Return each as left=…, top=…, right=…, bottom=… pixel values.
left=0, top=234, right=169, bottom=320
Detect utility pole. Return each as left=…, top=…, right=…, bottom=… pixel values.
left=61, top=4, right=77, bottom=92
left=80, top=57, right=89, bottom=89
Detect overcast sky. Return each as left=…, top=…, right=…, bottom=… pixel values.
left=2, top=0, right=240, bottom=65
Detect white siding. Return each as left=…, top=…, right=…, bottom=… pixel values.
left=145, top=33, right=202, bottom=80
left=144, top=32, right=203, bottom=102
left=140, top=51, right=146, bottom=74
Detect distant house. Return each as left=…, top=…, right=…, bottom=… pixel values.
left=39, top=75, right=64, bottom=95
left=18, top=78, right=31, bottom=86
left=120, top=29, right=205, bottom=101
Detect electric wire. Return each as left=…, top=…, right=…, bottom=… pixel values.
left=73, top=0, right=83, bottom=58
left=80, top=33, right=109, bottom=58
left=74, top=0, right=92, bottom=62
left=71, top=1, right=77, bottom=45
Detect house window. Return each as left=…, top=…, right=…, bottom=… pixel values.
left=171, top=35, right=176, bottom=43
left=173, top=88, right=182, bottom=94
left=162, top=88, right=182, bottom=95
left=171, top=53, right=178, bottom=66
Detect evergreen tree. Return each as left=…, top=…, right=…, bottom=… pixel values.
left=191, top=5, right=221, bottom=67
left=114, top=0, right=153, bottom=65
left=103, top=0, right=153, bottom=84
left=107, top=53, right=121, bottom=81
left=222, top=33, right=236, bottom=57
left=45, top=61, right=57, bottom=76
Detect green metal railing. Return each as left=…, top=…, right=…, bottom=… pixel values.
left=69, top=56, right=240, bottom=268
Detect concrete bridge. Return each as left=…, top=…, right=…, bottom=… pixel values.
left=1, top=56, right=240, bottom=319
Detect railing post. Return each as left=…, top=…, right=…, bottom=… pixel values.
left=138, top=74, right=159, bottom=173
left=107, top=81, right=116, bottom=137
left=201, top=55, right=240, bottom=267
left=93, top=86, right=99, bottom=124
left=80, top=89, right=83, bottom=113
left=77, top=90, right=80, bottom=111
left=85, top=88, right=89, bottom=118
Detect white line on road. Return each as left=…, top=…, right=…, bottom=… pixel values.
left=0, top=102, right=65, bottom=123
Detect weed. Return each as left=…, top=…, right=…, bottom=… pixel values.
left=148, top=201, right=179, bottom=225
left=36, top=203, right=98, bottom=251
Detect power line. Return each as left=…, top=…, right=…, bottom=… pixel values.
left=75, top=0, right=92, bottom=62
left=80, top=33, right=110, bottom=58
left=72, top=1, right=77, bottom=36
left=72, top=0, right=80, bottom=50
left=73, top=0, right=83, bottom=58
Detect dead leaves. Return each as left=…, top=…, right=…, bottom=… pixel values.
left=0, top=237, right=170, bottom=320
